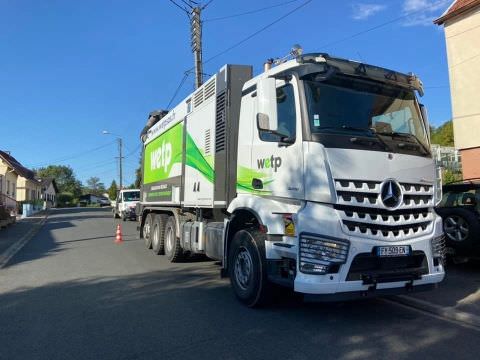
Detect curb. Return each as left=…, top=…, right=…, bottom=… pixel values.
left=386, top=295, right=480, bottom=330
left=0, top=213, right=49, bottom=269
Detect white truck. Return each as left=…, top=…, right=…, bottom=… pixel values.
left=113, top=189, right=140, bottom=221
left=137, top=50, right=445, bottom=306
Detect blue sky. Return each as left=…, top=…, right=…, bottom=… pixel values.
left=0, top=0, right=453, bottom=187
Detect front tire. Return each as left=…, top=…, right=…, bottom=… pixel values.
left=228, top=228, right=271, bottom=307
left=164, top=216, right=183, bottom=262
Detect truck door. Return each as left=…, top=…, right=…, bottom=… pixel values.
left=248, top=77, right=304, bottom=199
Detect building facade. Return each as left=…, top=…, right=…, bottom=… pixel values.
left=435, top=0, right=480, bottom=180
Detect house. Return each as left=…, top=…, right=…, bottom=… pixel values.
left=0, top=151, right=19, bottom=213
left=39, top=178, right=58, bottom=208
left=0, top=150, right=42, bottom=204
left=435, top=0, right=480, bottom=179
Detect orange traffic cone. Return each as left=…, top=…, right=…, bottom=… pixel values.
left=115, top=224, right=124, bottom=244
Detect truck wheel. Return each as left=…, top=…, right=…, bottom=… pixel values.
left=143, top=213, right=153, bottom=249
left=113, top=210, right=119, bottom=219
left=152, top=214, right=168, bottom=255
left=228, top=228, right=271, bottom=307
left=122, top=212, right=127, bottom=222
left=164, top=216, right=183, bottom=262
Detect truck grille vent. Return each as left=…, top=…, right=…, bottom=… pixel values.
left=215, top=91, right=227, bottom=153
left=193, top=88, right=204, bottom=108
left=205, top=129, right=211, bottom=156
left=334, top=179, right=434, bottom=241
left=204, top=79, right=216, bottom=100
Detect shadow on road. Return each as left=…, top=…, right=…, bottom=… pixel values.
left=0, top=264, right=474, bottom=360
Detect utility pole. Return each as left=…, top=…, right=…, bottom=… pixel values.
left=190, top=6, right=203, bottom=89
left=117, top=138, right=123, bottom=190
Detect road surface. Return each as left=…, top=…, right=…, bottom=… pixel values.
left=0, top=208, right=478, bottom=360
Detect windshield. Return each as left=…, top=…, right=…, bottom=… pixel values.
left=123, top=191, right=140, bottom=202
left=304, top=76, right=429, bottom=153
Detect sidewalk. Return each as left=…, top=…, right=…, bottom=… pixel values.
left=0, top=210, right=48, bottom=268
left=393, top=262, right=480, bottom=328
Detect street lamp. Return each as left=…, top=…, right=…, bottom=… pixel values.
left=102, top=130, right=124, bottom=190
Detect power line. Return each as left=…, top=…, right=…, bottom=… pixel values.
left=166, top=72, right=190, bottom=108
left=201, top=0, right=313, bottom=67
left=319, top=5, right=446, bottom=50
left=164, top=0, right=311, bottom=108
left=204, top=0, right=300, bottom=22
left=28, top=141, right=115, bottom=168
left=168, top=0, right=190, bottom=15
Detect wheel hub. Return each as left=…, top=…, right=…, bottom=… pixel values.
left=444, top=216, right=469, bottom=242
left=234, top=247, right=253, bottom=291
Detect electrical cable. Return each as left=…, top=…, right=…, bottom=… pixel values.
left=204, top=0, right=300, bottom=22
left=166, top=72, right=190, bottom=108
left=200, top=0, right=313, bottom=68
left=28, top=141, right=115, bottom=168
left=319, top=4, right=448, bottom=50
left=168, top=0, right=190, bottom=15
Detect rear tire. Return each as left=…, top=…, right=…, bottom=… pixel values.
left=152, top=214, right=168, bottom=255
left=228, top=228, right=271, bottom=307
left=143, top=213, right=153, bottom=249
left=164, top=216, right=183, bottom=262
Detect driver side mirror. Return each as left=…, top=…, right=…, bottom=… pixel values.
left=419, top=103, right=430, bottom=142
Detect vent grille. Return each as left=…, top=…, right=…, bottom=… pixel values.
left=204, top=79, right=216, bottom=100
left=205, top=129, right=211, bottom=156
left=334, top=179, right=434, bottom=241
left=193, top=89, right=204, bottom=108
left=215, top=91, right=227, bottom=153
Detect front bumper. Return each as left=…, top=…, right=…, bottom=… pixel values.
left=268, top=202, right=445, bottom=296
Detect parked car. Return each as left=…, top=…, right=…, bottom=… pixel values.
left=435, top=180, right=480, bottom=261
left=113, top=189, right=140, bottom=221
left=98, top=196, right=111, bottom=207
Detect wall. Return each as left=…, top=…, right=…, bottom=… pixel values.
left=17, top=176, right=41, bottom=202
left=0, top=160, right=18, bottom=200
left=444, top=6, right=480, bottom=177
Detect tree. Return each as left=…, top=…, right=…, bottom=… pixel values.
left=86, top=176, right=105, bottom=195
left=134, top=156, right=142, bottom=188
left=36, top=165, right=82, bottom=198
left=108, top=180, right=118, bottom=200
left=431, top=120, right=454, bottom=147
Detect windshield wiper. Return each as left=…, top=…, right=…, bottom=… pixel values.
left=375, top=131, right=430, bottom=154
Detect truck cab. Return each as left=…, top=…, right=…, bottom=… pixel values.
left=114, top=189, right=140, bottom=221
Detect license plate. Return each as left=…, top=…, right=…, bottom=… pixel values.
left=376, top=245, right=411, bottom=257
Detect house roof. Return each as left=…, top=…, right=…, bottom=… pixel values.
left=434, top=0, right=480, bottom=25
left=39, top=177, right=59, bottom=193
left=0, top=150, right=36, bottom=180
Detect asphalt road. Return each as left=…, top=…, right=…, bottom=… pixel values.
left=0, top=208, right=479, bottom=360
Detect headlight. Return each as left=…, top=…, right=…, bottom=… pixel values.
left=434, top=166, right=443, bottom=206
left=299, top=234, right=350, bottom=275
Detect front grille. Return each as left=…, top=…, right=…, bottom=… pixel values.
left=346, top=251, right=428, bottom=282
left=334, top=179, right=434, bottom=241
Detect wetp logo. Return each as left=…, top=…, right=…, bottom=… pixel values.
left=257, top=156, right=282, bottom=172
left=151, top=141, right=172, bottom=172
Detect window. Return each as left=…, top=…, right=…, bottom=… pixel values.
left=186, top=99, right=192, bottom=113
left=440, top=188, right=480, bottom=211
left=12, top=183, right=15, bottom=197
left=260, top=84, right=296, bottom=142
left=123, top=191, right=140, bottom=202
left=0, top=175, right=3, bottom=194
left=7, top=180, right=10, bottom=195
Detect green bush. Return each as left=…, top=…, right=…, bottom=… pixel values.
left=57, top=193, right=75, bottom=208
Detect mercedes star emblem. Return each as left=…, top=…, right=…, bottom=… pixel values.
left=380, top=180, right=403, bottom=209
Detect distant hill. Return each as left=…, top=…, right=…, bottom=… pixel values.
left=431, top=120, right=454, bottom=147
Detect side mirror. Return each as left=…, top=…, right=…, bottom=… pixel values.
left=419, top=103, right=430, bottom=142
left=257, top=77, right=278, bottom=130
left=257, top=113, right=270, bottom=131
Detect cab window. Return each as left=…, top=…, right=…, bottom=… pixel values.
left=260, top=84, right=296, bottom=142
